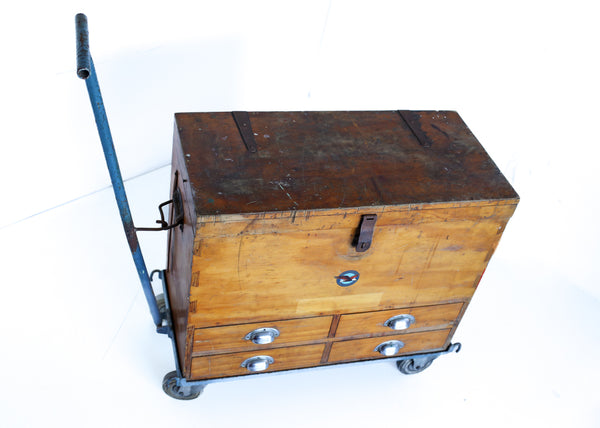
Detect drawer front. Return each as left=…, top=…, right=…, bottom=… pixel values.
left=328, top=329, right=451, bottom=363
left=192, top=316, right=332, bottom=356
left=190, top=344, right=325, bottom=380
left=335, top=303, right=463, bottom=338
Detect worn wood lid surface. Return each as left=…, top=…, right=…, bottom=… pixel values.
left=175, top=111, right=518, bottom=216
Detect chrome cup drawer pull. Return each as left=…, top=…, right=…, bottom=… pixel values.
left=244, top=327, right=280, bottom=345
left=374, top=340, right=405, bottom=356
left=241, top=356, right=274, bottom=372
left=384, top=314, right=416, bottom=331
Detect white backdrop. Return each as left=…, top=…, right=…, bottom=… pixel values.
left=1, top=1, right=599, bottom=427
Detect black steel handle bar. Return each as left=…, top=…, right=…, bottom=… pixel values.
left=75, top=13, right=91, bottom=79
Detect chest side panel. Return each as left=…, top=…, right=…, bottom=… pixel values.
left=188, top=201, right=516, bottom=328
left=165, top=127, right=197, bottom=374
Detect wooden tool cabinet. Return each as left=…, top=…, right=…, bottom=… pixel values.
left=164, top=110, right=518, bottom=386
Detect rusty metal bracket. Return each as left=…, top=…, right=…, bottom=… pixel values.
left=135, top=188, right=184, bottom=232
left=355, top=214, right=377, bottom=252
left=232, top=111, right=258, bottom=153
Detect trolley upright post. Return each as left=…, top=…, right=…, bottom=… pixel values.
left=75, top=13, right=163, bottom=328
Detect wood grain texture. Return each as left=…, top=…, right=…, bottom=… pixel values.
left=335, top=303, right=463, bottom=338
left=194, top=200, right=517, bottom=235
left=166, top=110, right=519, bottom=379
left=175, top=111, right=518, bottom=216
left=187, top=202, right=515, bottom=328
left=192, top=316, right=332, bottom=356
left=190, top=344, right=325, bottom=380
left=327, top=314, right=341, bottom=338
left=165, top=128, right=195, bottom=372
left=327, top=329, right=451, bottom=363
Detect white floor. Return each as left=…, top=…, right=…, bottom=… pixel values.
left=2, top=1, right=600, bottom=426
left=1, top=166, right=598, bottom=427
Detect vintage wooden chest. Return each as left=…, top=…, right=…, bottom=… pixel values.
left=164, top=110, right=518, bottom=384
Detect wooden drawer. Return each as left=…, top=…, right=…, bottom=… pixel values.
left=327, top=329, right=451, bottom=363
left=190, top=344, right=325, bottom=380
left=335, top=303, right=463, bottom=338
left=192, top=316, right=332, bottom=356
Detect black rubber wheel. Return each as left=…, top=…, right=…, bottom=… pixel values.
left=397, top=357, right=435, bottom=375
left=162, top=371, right=204, bottom=400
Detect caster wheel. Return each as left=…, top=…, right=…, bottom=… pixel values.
left=162, top=371, right=204, bottom=400
left=397, top=357, right=435, bottom=375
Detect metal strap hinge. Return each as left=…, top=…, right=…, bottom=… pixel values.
left=398, top=110, right=433, bottom=148
left=232, top=111, right=258, bottom=153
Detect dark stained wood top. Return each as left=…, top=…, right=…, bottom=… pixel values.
left=174, top=111, right=518, bottom=216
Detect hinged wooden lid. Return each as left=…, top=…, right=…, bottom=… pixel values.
left=174, top=110, right=518, bottom=217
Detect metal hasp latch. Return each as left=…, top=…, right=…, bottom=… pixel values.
left=355, top=214, right=377, bottom=252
